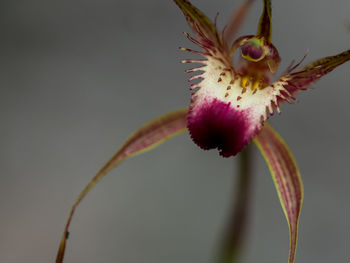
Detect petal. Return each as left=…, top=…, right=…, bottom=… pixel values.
left=281, top=49, right=350, bottom=95
left=254, top=124, right=303, bottom=263
left=185, top=54, right=291, bottom=157
left=222, top=0, right=255, bottom=46
left=257, top=0, right=272, bottom=42
left=173, top=0, right=224, bottom=51
left=55, top=108, right=188, bottom=263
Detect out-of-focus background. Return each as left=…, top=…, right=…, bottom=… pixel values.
left=1, top=0, right=349, bottom=262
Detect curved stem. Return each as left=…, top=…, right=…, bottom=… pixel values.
left=215, top=145, right=254, bottom=263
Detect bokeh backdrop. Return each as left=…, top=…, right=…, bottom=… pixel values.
left=1, top=0, right=350, bottom=262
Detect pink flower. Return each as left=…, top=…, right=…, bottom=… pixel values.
left=55, top=1, right=350, bottom=263
left=177, top=0, right=350, bottom=157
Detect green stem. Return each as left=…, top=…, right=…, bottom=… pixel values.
left=216, top=145, right=253, bottom=263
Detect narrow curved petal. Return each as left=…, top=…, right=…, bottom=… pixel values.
left=254, top=124, right=303, bottom=263
left=173, top=0, right=223, bottom=50
left=281, top=49, right=350, bottom=95
left=55, top=108, right=188, bottom=263
left=222, top=0, right=255, bottom=46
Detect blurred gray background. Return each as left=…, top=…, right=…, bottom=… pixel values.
left=1, top=0, right=350, bottom=262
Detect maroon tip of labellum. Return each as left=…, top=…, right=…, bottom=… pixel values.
left=187, top=99, right=251, bottom=157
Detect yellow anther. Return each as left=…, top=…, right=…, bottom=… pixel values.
left=241, top=76, right=250, bottom=88
left=252, top=80, right=260, bottom=91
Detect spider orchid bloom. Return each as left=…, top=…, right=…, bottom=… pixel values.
left=55, top=1, right=350, bottom=263
left=179, top=0, right=349, bottom=157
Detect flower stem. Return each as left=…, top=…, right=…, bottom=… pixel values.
left=215, top=145, right=253, bottom=263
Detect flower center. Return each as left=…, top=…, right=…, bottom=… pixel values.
left=230, top=35, right=281, bottom=90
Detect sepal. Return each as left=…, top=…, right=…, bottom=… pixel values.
left=281, top=49, right=350, bottom=95
left=254, top=124, right=303, bottom=263
left=55, top=108, right=188, bottom=263
left=173, top=0, right=223, bottom=51
left=257, top=0, right=272, bottom=42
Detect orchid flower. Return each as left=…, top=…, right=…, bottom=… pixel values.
left=55, top=0, right=350, bottom=263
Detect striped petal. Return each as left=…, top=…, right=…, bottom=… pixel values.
left=281, top=49, right=350, bottom=96
left=55, top=109, right=187, bottom=263
left=254, top=124, right=303, bottom=263
left=173, top=0, right=224, bottom=51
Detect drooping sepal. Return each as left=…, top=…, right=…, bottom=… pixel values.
left=254, top=124, right=303, bottom=263
left=55, top=108, right=188, bottom=263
